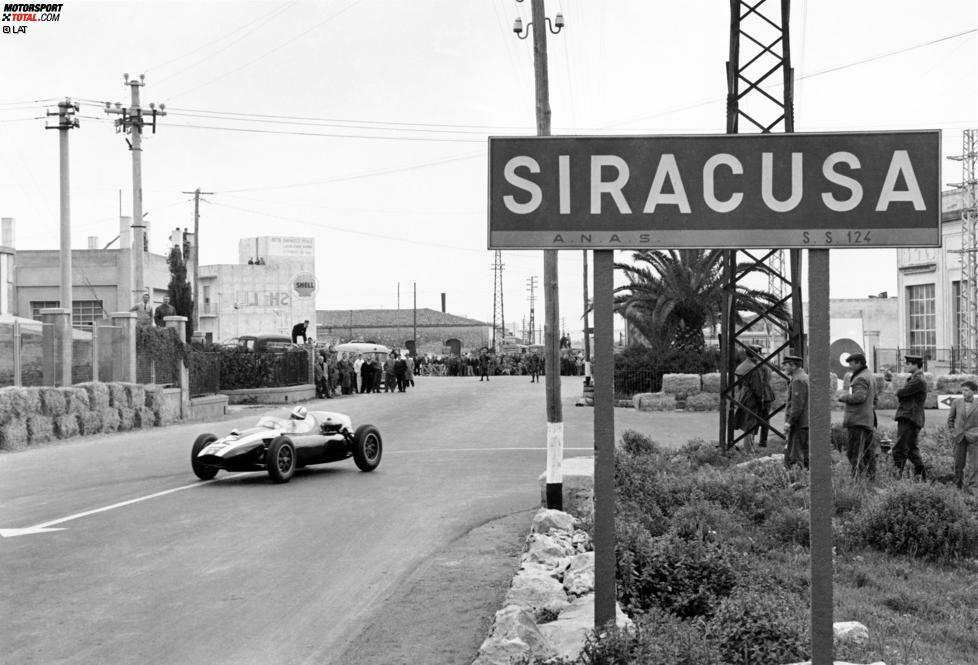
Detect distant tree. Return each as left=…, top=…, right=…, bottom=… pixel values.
left=167, top=246, right=194, bottom=342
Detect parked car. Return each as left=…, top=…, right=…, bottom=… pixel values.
left=191, top=406, right=382, bottom=483
left=221, top=333, right=297, bottom=352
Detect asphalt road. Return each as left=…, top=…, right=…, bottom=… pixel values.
left=0, top=375, right=623, bottom=665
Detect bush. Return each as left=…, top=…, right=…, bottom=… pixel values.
left=852, top=482, right=978, bottom=561
left=668, top=498, right=743, bottom=543
left=617, top=533, right=738, bottom=618
left=620, top=429, right=659, bottom=456
left=684, top=393, right=720, bottom=411
left=706, top=588, right=809, bottom=665
left=677, top=438, right=728, bottom=469
left=573, top=609, right=721, bottom=665
left=765, top=504, right=810, bottom=548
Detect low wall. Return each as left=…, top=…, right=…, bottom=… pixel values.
left=189, top=394, right=228, bottom=421
left=222, top=384, right=316, bottom=405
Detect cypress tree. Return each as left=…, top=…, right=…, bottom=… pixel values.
left=167, top=245, right=195, bottom=342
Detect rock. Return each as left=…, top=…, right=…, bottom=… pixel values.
left=833, top=620, right=869, bottom=647
left=735, top=454, right=785, bottom=469
left=504, top=570, right=569, bottom=614
left=531, top=509, right=576, bottom=535
left=537, top=594, right=631, bottom=661
left=525, top=532, right=576, bottom=565
left=563, top=552, right=595, bottom=597
left=538, top=457, right=594, bottom=519
left=472, top=604, right=556, bottom=665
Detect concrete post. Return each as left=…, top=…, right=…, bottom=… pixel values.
left=40, top=308, right=71, bottom=387
left=12, top=319, right=22, bottom=386
left=109, top=312, right=137, bottom=383
left=91, top=322, right=100, bottom=382
left=165, top=316, right=190, bottom=419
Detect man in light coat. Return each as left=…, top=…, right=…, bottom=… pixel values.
left=947, top=379, right=978, bottom=494
left=893, top=354, right=927, bottom=479
left=781, top=354, right=809, bottom=469
left=838, top=352, right=877, bottom=480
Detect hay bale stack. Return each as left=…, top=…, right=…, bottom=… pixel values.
left=100, top=407, right=121, bottom=433
left=54, top=414, right=80, bottom=440
left=26, top=414, right=54, bottom=444
left=39, top=388, right=67, bottom=417
left=123, top=383, right=146, bottom=411
left=925, top=392, right=938, bottom=409
left=108, top=383, right=129, bottom=408
left=685, top=393, right=721, bottom=411
left=78, top=382, right=110, bottom=411
left=876, top=393, right=899, bottom=410
left=0, top=388, right=13, bottom=426
left=633, top=392, right=677, bottom=412
left=701, top=372, right=722, bottom=394
left=144, top=385, right=166, bottom=410
left=0, top=419, right=28, bottom=451
left=117, top=407, right=135, bottom=432
left=60, top=387, right=91, bottom=416
left=661, top=374, right=701, bottom=399
left=937, top=374, right=978, bottom=394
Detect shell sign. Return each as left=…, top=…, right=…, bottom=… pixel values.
left=292, top=272, right=318, bottom=298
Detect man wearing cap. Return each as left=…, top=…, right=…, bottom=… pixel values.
left=733, top=346, right=772, bottom=452
left=781, top=354, right=809, bottom=469
left=838, top=352, right=878, bottom=479
left=947, top=380, right=978, bottom=493
left=893, top=354, right=927, bottom=479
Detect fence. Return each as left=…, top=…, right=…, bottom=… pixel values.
left=614, top=369, right=662, bottom=399
left=875, top=347, right=976, bottom=374
left=0, top=321, right=122, bottom=388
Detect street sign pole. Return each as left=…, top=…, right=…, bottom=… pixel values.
left=592, top=249, right=615, bottom=628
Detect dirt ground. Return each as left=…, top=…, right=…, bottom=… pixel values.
left=331, top=509, right=535, bottom=665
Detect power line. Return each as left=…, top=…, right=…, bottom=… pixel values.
left=165, top=121, right=486, bottom=142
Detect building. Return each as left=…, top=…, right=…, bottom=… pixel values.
left=196, top=236, right=317, bottom=342
left=316, top=308, right=491, bottom=354
left=897, top=189, right=971, bottom=374
left=1, top=218, right=14, bottom=316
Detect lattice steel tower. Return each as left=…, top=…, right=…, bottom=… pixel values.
left=950, top=129, right=978, bottom=372
left=719, top=0, right=805, bottom=451
left=526, top=275, right=538, bottom=344
left=492, top=250, right=506, bottom=350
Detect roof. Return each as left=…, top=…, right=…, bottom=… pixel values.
left=317, top=308, right=489, bottom=328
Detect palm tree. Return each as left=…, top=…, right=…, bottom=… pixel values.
left=614, top=249, right=789, bottom=353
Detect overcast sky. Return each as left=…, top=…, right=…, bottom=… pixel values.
left=0, top=1, right=975, bottom=334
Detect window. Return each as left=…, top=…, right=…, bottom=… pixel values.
left=29, top=300, right=104, bottom=327
left=203, top=285, right=211, bottom=314
left=906, top=283, right=936, bottom=354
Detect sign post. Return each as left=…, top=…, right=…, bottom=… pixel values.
left=489, top=130, right=942, bottom=645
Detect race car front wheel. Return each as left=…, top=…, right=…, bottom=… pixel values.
left=353, top=425, right=383, bottom=472
left=267, top=436, right=296, bottom=483
left=191, top=434, right=220, bottom=480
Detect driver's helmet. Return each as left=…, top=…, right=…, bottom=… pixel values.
left=290, top=406, right=308, bottom=420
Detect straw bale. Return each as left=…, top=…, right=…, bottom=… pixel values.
left=117, top=407, right=135, bottom=432
left=0, top=389, right=12, bottom=426
left=661, top=374, right=701, bottom=398
left=0, top=418, right=28, bottom=451
left=78, top=382, right=110, bottom=411
left=134, top=406, right=157, bottom=429
left=39, top=388, right=67, bottom=417
left=633, top=392, right=677, bottom=412
left=100, top=407, right=120, bottom=433
left=60, top=387, right=91, bottom=415
left=26, top=414, right=54, bottom=444
left=144, top=384, right=166, bottom=410
left=54, top=414, right=80, bottom=440
left=937, top=374, right=978, bottom=394
left=78, top=411, right=102, bottom=435
left=684, top=393, right=721, bottom=412
left=701, top=372, right=721, bottom=394
left=108, top=383, right=129, bottom=408
left=122, top=383, right=146, bottom=410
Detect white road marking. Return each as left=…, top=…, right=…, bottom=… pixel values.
left=0, top=473, right=246, bottom=538
left=385, top=447, right=593, bottom=454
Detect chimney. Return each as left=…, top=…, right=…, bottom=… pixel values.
left=441, top=293, right=446, bottom=313
left=88, top=236, right=99, bottom=249
left=1, top=217, right=13, bottom=247
left=120, top=216, right=131, bottom=249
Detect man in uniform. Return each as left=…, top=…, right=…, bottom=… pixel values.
left=781, top=354, right=809, bottom=469
left=838, top=352, right=878, bottom=479
left=893, top=354, right=927, bottom=479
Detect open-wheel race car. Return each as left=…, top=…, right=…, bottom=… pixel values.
left=191, top=406, right=382, bottom=483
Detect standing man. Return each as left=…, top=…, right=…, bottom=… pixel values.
left=353, top=354, right=364, bottom=394
left=394, top=353, right=408, bottom=393
left=130, top=292, right=154, bottom=327
left=405, top=353, right=415, bottom=387
left=383, top=353, right=397, bottom=393
left=479, top=347, right=490, bottom=382
left=838, top=352, right=878, bottom=480
left=733, top=346, right=769, bottom=452
left=947, top=380, right=978, bottom=493
left=153, top=295, right=176, bottom=328
left=528, top=352, right=541, bottom=383
left=781, top=354, right=809, bottom=469
left=291, top=320, right=309, bottom=344
left=893, top=354, right=927, bottom=479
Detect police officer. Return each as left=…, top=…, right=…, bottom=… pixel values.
left=781, top=354, right=809, bottom=469
left=893, top=354, right=927, bottom=479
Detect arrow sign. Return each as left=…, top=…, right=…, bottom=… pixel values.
left=0, top=477, right=231, bottom=538
left=938, top=394, right=957, bottom=410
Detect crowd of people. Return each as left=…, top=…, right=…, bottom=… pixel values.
left=733, top=346, right=978, bottom=493
left=313, top=350, right=416, bottom=398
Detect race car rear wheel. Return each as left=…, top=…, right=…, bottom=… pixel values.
left=191, top=434, right=219, bottom=481
left=267, top=436, right=296, bottom=483
left=353, top=425, right=382, bottom=472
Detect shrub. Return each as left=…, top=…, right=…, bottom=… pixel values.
left=765, top=504, right=810, bottom=548
left=706, top=588, right=809, bottom=665
left=620, top=429, right=659, bottom=456
left=833, top=463, right=869, bottom=517
left=852, top=482, right=978, bottom=561
left=668, top=498, right=742, bottom=543
left=573, top=609, right=721, bottom=665
left=617, top=533, right=738, bottom=619
left=678, top=438, right=728, bottom=469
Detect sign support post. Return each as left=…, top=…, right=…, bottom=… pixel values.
left=592, top=249, right=615, bottom=628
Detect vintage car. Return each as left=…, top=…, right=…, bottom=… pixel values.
left=191, top=406, right=382, bottom=483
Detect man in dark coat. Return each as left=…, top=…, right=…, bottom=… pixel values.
left=527, top=352, right=541, bottom=383
left=838, top=352, right=878, bottom=479
left=291, top=320, right=309, bottom=344
left=394, top=354, right=408, bottom=392
left=781, top=354, right=809, bottom=469
left=893, top=354, right=927, bottom=479
left=479, top=347, right=490, bottom=382
left=153, top=295, right=176, bottom=328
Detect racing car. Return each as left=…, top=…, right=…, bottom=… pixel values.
left=191, top=406, right=382, bottom=483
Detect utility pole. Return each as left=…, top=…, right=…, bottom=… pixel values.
left=515, top=0, right=564, bottom=511
left=413, top=282, right=417, bottom=355
left=949, top=129, right=978, bottom=373
left=105, top=74, right=165, bottom=303
left=491, top=251, right=506, bottom=350
left=46, top=98, right=79, bottom=387
left=182, top=187, right=213, bottom=335
left=526, top=275, right=538, bottom=344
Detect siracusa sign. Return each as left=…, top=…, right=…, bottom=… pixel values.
left=488, top=131, right=941, bottom=249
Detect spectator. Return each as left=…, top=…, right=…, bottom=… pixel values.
left=479, top=347, right=490, bottom=382
left=394, top=354, right=408, bottom=392
left=405, top=354, right=415, bottom=387
left=153, top=295, right=176, bottom=328
left=781, top=354, right=809, bottom=469
left=129, top=292, right=154, bottom=327
left=893, top=354, right=927, bottom=479
left=838, top=352, right=878, bottom=480
left=947, top=380, right=978, bottom=493
left=291, top=320, right=309, bottom=344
